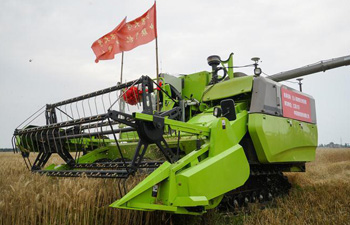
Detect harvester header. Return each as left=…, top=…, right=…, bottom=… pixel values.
left=13, top=52, right=350, bottom=214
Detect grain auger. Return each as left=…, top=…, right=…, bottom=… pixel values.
left=13, top=53, right=350, bottom=214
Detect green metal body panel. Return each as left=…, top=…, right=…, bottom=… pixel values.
left=162, top=83, right=177, bottom=112
left=248, top=113, right=317, bottom=163
left=120, top=130, right=139, bottom=140
left=181, top=71, right=211, bottom=102
left=202, top=76, right=253, bottom=102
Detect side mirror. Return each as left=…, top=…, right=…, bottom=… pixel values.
left=220, top=99, right=236, bottom=121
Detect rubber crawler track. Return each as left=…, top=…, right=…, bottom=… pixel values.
left=218, top=168, right=292, bottom=211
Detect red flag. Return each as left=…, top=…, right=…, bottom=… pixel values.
left=117, top=3, right=157, bottom=52
left=91, top=3, right=157, bottom=63
left=91, top=17, right=127, bottom=63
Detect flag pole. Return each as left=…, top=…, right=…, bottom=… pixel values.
left=120, top=51, right=124, bottom=83
left=156, top=37, right=160, bottom=112
left=155, top=0, right=160, bottom=112
left=119, top=51, right=125, bottom=114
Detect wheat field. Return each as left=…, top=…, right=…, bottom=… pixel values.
left=0, top=148, right=349, bottom=225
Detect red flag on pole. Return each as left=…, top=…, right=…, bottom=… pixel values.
left=91, top=17, right=126, bottom=63
left=117, top=3, right=157, bottom=52
left=92, top=3, right=157, bottom=63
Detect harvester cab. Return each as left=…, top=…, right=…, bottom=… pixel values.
left=13, top=53, right=350, bottom=214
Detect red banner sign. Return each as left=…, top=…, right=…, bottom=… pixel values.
left=281, top=87, right=312, bottom=123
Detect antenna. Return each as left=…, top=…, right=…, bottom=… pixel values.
left=296, top=78, right=303, bottom=92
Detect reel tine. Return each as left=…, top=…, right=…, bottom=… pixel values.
left=11, top=135, right=17, bottom=153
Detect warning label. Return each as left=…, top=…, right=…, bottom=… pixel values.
left=281, top=87, right=312, bottom=123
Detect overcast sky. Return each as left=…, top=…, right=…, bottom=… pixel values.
left=1, top=0, right=350, bottom=147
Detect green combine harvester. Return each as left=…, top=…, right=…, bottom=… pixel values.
left=13, top=53, right=350, bottom=214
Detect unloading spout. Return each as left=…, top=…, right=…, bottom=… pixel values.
left=268, top=54, right=350, bottom=82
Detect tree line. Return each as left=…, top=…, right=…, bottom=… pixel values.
left=319, top=142, right=350, bottom=148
